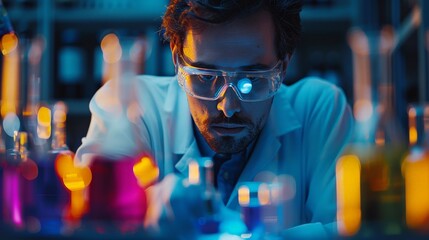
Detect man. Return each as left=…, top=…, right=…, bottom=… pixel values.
left=75, top=0, right=353, bottom=238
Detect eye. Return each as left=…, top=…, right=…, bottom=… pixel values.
left=197, top=74, right=217, bottom=82
left=237, top=78, right=253, bottom=94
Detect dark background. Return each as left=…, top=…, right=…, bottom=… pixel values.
left=1, top=0, right=425, bottom=152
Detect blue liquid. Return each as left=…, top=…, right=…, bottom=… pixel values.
left=32, top=151, right=70, bottom=235
left=242, top=205, right=263, bottom=232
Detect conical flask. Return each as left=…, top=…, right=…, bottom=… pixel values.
left=359, top=26, right=407, bottom=237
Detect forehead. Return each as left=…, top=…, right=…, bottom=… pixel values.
left=182, top=10, right=277, bottom=68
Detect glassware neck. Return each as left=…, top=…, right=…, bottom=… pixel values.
left=408, top=104, right=429, bottom=148
left=51, top=102, right=68, bottom=150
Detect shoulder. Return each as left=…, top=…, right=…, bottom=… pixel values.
left=287, top=77, right=346, bottom=104
left=285, top=77, right=349, bottom=117
left=275, top=77, right=352, bottom=134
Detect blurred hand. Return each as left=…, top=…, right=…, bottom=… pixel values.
left=143, top=173, right=206, bottom=238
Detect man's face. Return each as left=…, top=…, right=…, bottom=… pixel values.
left=177, top=10, right=279, bottom=154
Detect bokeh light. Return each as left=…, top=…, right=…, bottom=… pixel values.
left=58, top=153, right=92, bottom=192
left=407, top=106, right=418, bottom=146
left=257, top=183, right=270, bottom=206
left=63, top=166, right=92, bottom=191
left=133, top=155, right=159, bottom=187
left=19, top=159, right=38, bottom=181
left=1, top=32, right=18, bottom=55
left=3, top=112, right=20, bottom=137
left=37, top=106, right=51, bottom=139
left=1, top=33, right=20, bottom=118
left=353, top=99, right=373, bottom=122
left=238, top=186, right=250, bottom=206
left=53, top=101, right=67, bottom=124
left=55, top=153, right=75, bottom=178
left=188, top=160, right=200, bottom=185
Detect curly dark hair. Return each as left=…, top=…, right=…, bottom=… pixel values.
left=162, top=0, right=302, bottom=60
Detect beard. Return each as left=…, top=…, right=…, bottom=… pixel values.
left=195, top=113, right=265, bottom=154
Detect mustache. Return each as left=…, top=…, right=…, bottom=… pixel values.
left=208, top=113, right=252, bottom=125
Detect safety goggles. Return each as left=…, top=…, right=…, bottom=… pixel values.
left=176, top=55, right=283, bottom=102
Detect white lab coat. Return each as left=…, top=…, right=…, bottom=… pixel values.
left=75, top=75, right=354, bottom=238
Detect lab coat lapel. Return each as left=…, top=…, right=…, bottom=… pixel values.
left=164, top=77, right=199, bottom=176
left=174, top=139, right=201, bottom=176
left=226, top=125, right=281, bottom=209
left=166, top=83, right=303, bottom=209
left=225, top=85, right=301, bottom=209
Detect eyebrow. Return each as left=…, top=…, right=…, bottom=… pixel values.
left=183, top=55, right=274, bottom=71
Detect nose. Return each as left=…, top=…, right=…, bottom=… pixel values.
left=217, top=87, right=241, bottom=118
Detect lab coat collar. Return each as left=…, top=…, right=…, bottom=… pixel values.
left=225, top=86, right=302, bottom=208
left=267, top=85, right=302, bottom=136
left=170, top=82, right=302, bottom=190
left=174, top=139, right=201, bottom=174
left=163, top=78, right=202, bottom=174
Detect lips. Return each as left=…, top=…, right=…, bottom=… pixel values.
left=210, top=123, right=248, bottom=135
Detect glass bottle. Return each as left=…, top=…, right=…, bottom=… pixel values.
left=2, top=131, right=37, bottom=230
left=341, top=27, right=374, bottom=238
left=359, top=27, right=407, bottom=237
left=192, top=157, right=222, bottom=235
left=0, top=126, right=6, bottom=227
left=238, top=182, right=264, bottom=233
left=403, top=104, right=429, bottom=232
left=345, top=27, right=407, bottom=238
left=33, top=101, right=71, bottom=234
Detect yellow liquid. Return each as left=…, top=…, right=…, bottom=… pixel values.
left=343, top=143, right=407, bottom=237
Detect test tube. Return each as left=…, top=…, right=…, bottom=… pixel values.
left=2, top=131, right=36, bottom=230
left=260, top=182, right=285, bottom=235
left=188, top=157, right=221, bottom=234
left=238, top=182, right=263, bottom=233
left=32, top=102, right=71, bottom=234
